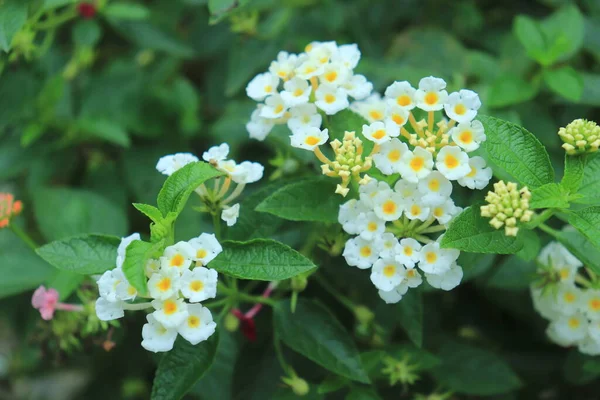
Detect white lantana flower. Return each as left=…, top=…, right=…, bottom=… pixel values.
left=290, top=127, right=329, bottom=150
left=418, top=171, right=452, bottom=206
left=379, top=232, right=400, bottom=259
left=161, top=242, right=195, bottom=273
left=435, top=146, right=470, bottom=180
left=294, top=59, right=324, bottom=80
left=372, top=191, right=404, bottom=221
left=431, top=199, right=462, bottom=225
left=444, top=90, right=481, bottom=123
left=404, top=266, right=423, bottom=288
left=221, top=203, right=240, bottom=226
left=180, top=267, right=218, bottom=303
left=202, top=143, right=229, bottom=165
left=556, top=283, right=583, bottom=316
left=371, top=258, right=406, bottom=291
left=246, top=72, right=280, bottom=101
left=260, top=94, right=287, bottom=119
left=394, top=179, right=418, bottom=198
left=281, top=77, right=312, bottom=107
left=343, top=237, right=380, bottom=269
left=247, top=106, right=275, bottom=141
left=141, top=314, right=178, bottom=353
left=398, top=147, right=434, bottom=183
left=582, top=290, right=600, bottom=320
left=362, top=121, right=399, bottom=144
left=177, top=304, right=217, bottom=345
left=426, top=263, right=463, bottom=291
left=148, top=268, right=181, bottom=300
left=269, top=51, right=298, bottom=80
left=152, top=297, right=189, bottom=328
left=404, top=200, right=431, bottom=221
left=319, top=62, right=351, bottom=86
left=332, top=43, right=361, bottom=69
left=457, top=156, right=492, bottom=190
left=384, top=81, right=417, bottom=110
left=315, top=84, right=349, bottom=115
left=415, top=76, right=448, bottom=111
left=394, top=238, right=422, bottom=268
left=95, top=297, right=124, bottom=321
left=450, top=120, right=486, bottom=152
left=579, top=336, right=600, bottom=356
left=338, top=199, right=369, bottom=234
left=356, top=212, right=386, bottom=241
left=287, top=103, right=322, bottom=133
left=156, top=153, right=200, bottom=177
left=372, top=139, right=409, bottom=175
left=418, top=242, right=459, bottom=275
left=386, top=105, right=410, bottom=128
left=551, top=313, right=589, bottom=344
left=378, top=282, right=409, bottom=304
left=188, top=233, right=223, bottom=266
left=231, top=161, right=264, bottom=184
left=343, top=74, right=373, bottom=100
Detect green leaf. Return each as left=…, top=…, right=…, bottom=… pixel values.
left=192, top=330, right=239, bottom=400
left=529, top=183, right=570, bottom=209
left=567, top=207, right=600, bottom=251
left=46, top=270, right=85, bottom=301
left=317, top=375, right=348, bottom=395
left=574, top=154, right=600, bottom=205
left=562, top=154, right=587, bottom=194
left=227, top=183, right=284, bottom=241
left=42, top=0, right=77, bottom=10
left=256, top=178, right=343, bottom=223
left=486, top=255, right=536, bottom=290
left=36, top=234, right=120, bottom=275
left=345, top=388, right=382, bottom=400
left=109, top=21, right=196, bottom=58
left=122, top=239, right=164, bottom=296
left=441, top=206, right=523, bottom=254
left=77, top=118, right=131, bottom=147
left=515, top=229, right=541, bottom=261
left=0, top=1, right=27, bottom=52
left=514, top=16, right=546, bottom=63
left=209, top=239, right=315, bottom=281
left=564, top=349, right=600, bottom=385
left=0, top=230, right=55, bottom=299
left=157, top=162, right=224, bottom=218
left=432, top=340, right=522, bottom=395
left=104, top=3, right=150, bottom=20
left=274, top=299, right=370, bottom=383
left=479, top=115, right=554, bottom=189
left=395, top=288, right=423, bottom=347
left=324, top=109, right=373, bottom=154
left=151, top=333, right=219, bottom=400
left=553, top=228, right=600, bottom=275
left=487, top=74, right=539, bottom=108
left=543, top=67, right=583, bottom=101
left=72, top=20, right=102, bottom=47
left=133, top=203, right=164, bottom=223
left=34, top=188, right=128, bottom=242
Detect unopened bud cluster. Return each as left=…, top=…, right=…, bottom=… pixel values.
left=321, top=131, right=372, bottom=196
left=559, top=119, right=600, bottom=155
left=480, top=181, right=533, bottom=236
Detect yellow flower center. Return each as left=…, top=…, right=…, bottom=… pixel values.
left=392, top=114, right=405, bottom=125
left=383, top=265, right=396, bottom=277
left=424, top=92, right=439, bottom=105
left=188, top=315, right=201, bottom=328
left=277, top=71, right=287, bottom=78
left=459, top=130, right=473, bottom=144
left=164, top=300, right=177, bottom=315
left=372, top=129, right=386, bottom=140
left=454, top=103, right=467, bottom=115
left=197, top=249, right=208, bottom=259
left=568, top=317, right=580, bottom=329
left=564, top=293, right=576, bottom=303
left=590, top=299, right=600, bottom=311
left=369, top=110, right=383, bottom=120
left=397, top=95, right=411, bottom=106
left=264, top=85, right=273, bottom=93
left=388, top=149, right=401, bottom=162
left=127, top=286, right=137, bottom=296
left=324, top=94, right=336, bottom=104
left=428, top=179, right=440, bottom=192
left=433, top=207, right=443, bottom=217
left=467, top=166, right=477, bottom=178
left=170, top=254, right=185, bottom=267
left=293, top=88, right=304, bottom=97
left=324, top=71, right=338, bottom=82
left=406, top=269, right=416, bottom=278
left=404, top=247, right=413, bottom=256
left=360, top=246, right=372, bottom=257
left=305, top=136, right=321, bottom=146
left=304, top=66, right=316, bottom=74
left=410, top=156, right=424, bottom=171
left=157, top=278, right=171, bottom=292
left=444, top=154, right=459, bottom=169
left=367, top=222, right=378, bottom=232
left=425, top=252, right=437, bottom=263
left=382, top=200, right=397, bottom=215
left=190, top=280, right=204, bottom=292
left=274, top=104, right=284, bottom=114
left=410, top=204, right=421, bottom=216
left=559, top=268, right=570, bottom=280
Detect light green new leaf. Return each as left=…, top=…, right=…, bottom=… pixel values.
left=157, top=162, right=224, bottom=217
left=256, top=178, right=343, bottom=223
left=553, top=228, right=600, bottom=275
left=514, top=15, right=546, bottom=63
left=274, top=299, right=370, bottom=383
left=209, top=239, right=315, bottom=281
left=574, top=154, right=600, bottom=205
left=395, top=288, right=423, bottom=348
left=104, top=3, right=150, bottom=20
left=562, top=154, right=587, bottom=194
left=34, top=188, right=128, bottom=242
left=543, top=67, right=583, bottom=101
left=36, top=234, right=120, bottom=275
left=479, top=115, right=554, bottom=189
left=567, top=207, right=600, bottom=251
left=133, top=203, right=164, bottom=223
left=151, top=333, right=219, bottom=400
left=530, top=183, right=570, bottom=209
left=122, top=239, right=164, bottom=296
left=0, top=1, right=27, bottom=52
left=432, top=340, right=521, bottom=395
left=441, top=206, right=524, bottom=254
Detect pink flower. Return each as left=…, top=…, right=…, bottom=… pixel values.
left=31, top=286, right=59, bottom=320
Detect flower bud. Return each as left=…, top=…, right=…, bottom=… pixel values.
left=291, top=275, right=308, bottom=292
left=224, top=312, right=240, bottom=332
left=354, top=305, right=374, bottom=325
left=282, top=375, right=310, bottom=396
left=558, top=119, right=600, bottom=155
left=480, top=181, right=533, bottom=237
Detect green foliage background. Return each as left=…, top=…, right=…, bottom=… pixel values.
left=2, top=0, right=600, bottom=399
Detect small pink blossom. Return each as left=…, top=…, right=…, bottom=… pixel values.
left=31, top=286, right=59, bottom=320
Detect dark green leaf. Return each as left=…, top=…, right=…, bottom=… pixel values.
left=73, top=20, right=102, bottom=47
left=36, top=234, right=119, bottom=275
left=530, top=183, right=570, bottom=209
left=487, top=74, right=539, bottom=108
left=324, top=109, right=372, bottom=154
left=479, top=115, right=554, bottom=189
left=151, top=333, right=219, bottom=400
left=574, top=154, right=600, bottom=205
left=553, top=228, right=600, bottom=275
left=0, top=1, right=27, bottom=52
left=77, top=118, right=131, bottom=147
left=567, top=207, right=600, bottom=251
left=441, top=206, right=524, bottom=254
left=274, top=299, right=370, bottom=383
left=395, top=288, right=423, bottom=347
left=209, top=239, right=315, bottom=281
left=562, top=154, right=587, bottom=194
left=104, top=3, right=150, bottom=20
left=486, top=256, right=536, bottom=290
left=256, top=178, right=343, bottom=223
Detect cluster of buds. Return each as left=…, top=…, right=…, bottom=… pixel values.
left=0, top=193, right=23, bottom=228
left=319, top=131, right=373, bottom=196
left=558, top=119, right=600, bottom=155
left=480, top=181, right=533, bottom=236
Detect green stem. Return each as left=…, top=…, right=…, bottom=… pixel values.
left=202, top=298, right=230, bottom=309
left=122, top=302, right=153, bottom=311
left=538, top=222, right=558, bottom=237
left=35, top=8, right=78, bottom=30
left=10, top=224, right=38, bottom=250
left=314, top=273, right=355, bottom=311
left=212, top=212, right=222, bottom=241
left=274, top=336, right=292, bottom=375
left=419, top=224, right=447, bottom=234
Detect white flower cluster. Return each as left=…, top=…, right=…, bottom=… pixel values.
left=245, top=41, right=373, bottom=141
left=156, top=143, right=264, bottom=226
left=95, top=233, right=222, bottom=353
left=531, top=242, right=600, bottom=355
left=351, top=77, right=492, bottom=188
left=340, top=179, right=463, bottom=303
